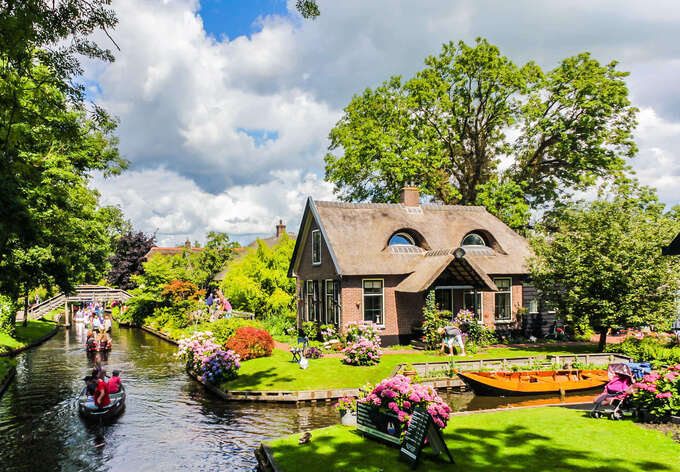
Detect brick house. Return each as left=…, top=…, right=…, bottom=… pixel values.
left=287, top=187, right=539, bottom=345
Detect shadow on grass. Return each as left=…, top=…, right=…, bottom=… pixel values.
left=272, top=424, right=675, bottom=472
left=224, top=369, right=297, bottom=391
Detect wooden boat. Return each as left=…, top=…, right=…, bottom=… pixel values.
left=455, top=369, right=608, bottom=396
left=78, top=384, right=126, bottom=421
left=86, top=341, right=112, bottom=352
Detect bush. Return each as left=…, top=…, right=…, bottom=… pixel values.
left=344, top=321, right=381, bottom=345
left=302, top=321, right=318, bottom=340
left=211, top=318, right=263, bottom=345
left=320, top=324, right=338, bottom=342
left=161, top=279, right=204, bottom=303
left=225, top=327, right=274, bottom=361
left=175, top=331, right=221, bottom=371
left=175, top=331, right=240, bottom=384
left=632, top=364, right=680, bottom=420
left=361, top=375, right=452, bottom=432
left=0, top=294, right=17, bottom=337
left=263, top=313, right=296, bottom=336
left=608, top=334, right=680, bottom=368
left=466, top=320, right=497, bottom=348
left=200, top=349, right=241, bottom=384
left=305, top=346, right=323, bottom=359
left=422, top=292, right=446, bottom=349
left=342, top=339, right=382, bottom=366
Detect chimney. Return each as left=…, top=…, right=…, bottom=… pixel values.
left=400, top=186, right=420, bottom=207
left=184, top=239, right=191, bottom=248
left=276, top=219, right=286, bottom=237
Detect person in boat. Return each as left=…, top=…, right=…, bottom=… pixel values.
left=84, top=376, right=98, bottom=409
left=99, top=332, right=110, bottom=350
left=108, top=370, right=122, bottom=394
left=86, top=330, right=96, bottom=351
left=95, top=370, right=111, bottom=408
left=440, top=323, right=467, bottom=357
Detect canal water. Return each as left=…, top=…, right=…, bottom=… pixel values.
left=0, top=325, right=598, bottom=471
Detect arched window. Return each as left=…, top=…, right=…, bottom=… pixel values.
left=388, top=232, right=415, bottom=246
left=461, top=233, right=486, bottom=246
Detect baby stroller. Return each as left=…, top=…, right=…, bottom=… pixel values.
left=589, top=362, right=650, bottom=420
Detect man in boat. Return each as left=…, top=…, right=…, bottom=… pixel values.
left=95, top=370, right=111, bottom=408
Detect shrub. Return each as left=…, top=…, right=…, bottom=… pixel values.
left=302, top=321, right=318, bottom=340
left=0, top=294, right=17, bottom=337
left=422, top=292, right=446, bottom=349
left=225, top=327, right=274, bottom=361
left=466, top=319, right=497, bottom=348
left=305, top=346, right=323, bottom=359
left=211, top=317, right=263, bottom=345
left=342, top=339, right=382, bottom=366
left=608, top=334, right=680, bottom=368
left=263, top=313, right=296, bottom=336
left=361, top=375, right=452, bottom=432
left=344, top=321, right=381, bottom=344
left=320, top=324, right=338, bottom=342
left=161, top=279, right=204, bottom=303
left=632, top=364, right=680, bottom=420
left=175, top=331, right=221, bottom=371
left=200, top=349, right=241, bottom=384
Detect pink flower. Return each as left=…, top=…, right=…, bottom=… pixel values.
left=656, top=392, right=673, bottom=399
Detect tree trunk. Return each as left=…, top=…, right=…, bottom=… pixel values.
left=597, top=328, right=608, bottom=352
left=23, top=291, right=28, bottom=327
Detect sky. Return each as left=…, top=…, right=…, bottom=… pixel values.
left=86, top=0, right=680, bottom=246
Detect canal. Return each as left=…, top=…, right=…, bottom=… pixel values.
left=0, top=324, right=598, bottom=471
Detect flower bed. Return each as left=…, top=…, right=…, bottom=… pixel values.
left=176, top=331, right=241, bottom=384
left=361, top=374, right=452, bottom=431
left=305, top=346, right=322, bottom=359
left=342, top=339, right=382, bottom=366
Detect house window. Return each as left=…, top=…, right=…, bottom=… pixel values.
left=462, top=233, right=486, bottom=246
left=434, top=288, right=453, bottom=312
left=312, top=230, right=321, bottom=265
left=325, top=280, right=340, bottom=326
left=494, top=278, right=512, bottom=321
left=463, top=290, right=483, bottom=322
left=363, top=279, right=384, bottom=325
left=388, top=232, right=415, bottom=246
left=306, top=280, right=320, bottom=322
left=529, top=298, right=539, bottom=314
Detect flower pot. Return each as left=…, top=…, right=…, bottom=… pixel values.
left=340, top=411, right=357, bottom=426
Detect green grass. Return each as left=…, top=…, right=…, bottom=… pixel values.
left=40, top=307, right=63, bottom=322
left=224, top=344, right=598, bottom=391
left=267, top=407, right=680, bottom=472
left=0, top=320, right=56, bottom=354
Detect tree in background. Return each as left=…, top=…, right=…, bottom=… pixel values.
left=529, top=181, right=680, bottom=351
left=325, top=38, right=637, bottom=230
left=220, top=235, right=296, bottom=335
left=296, top=1, right=320, bottom=18
left=106, top=231, right=156, bottom=291
left=189, top=232, right=239, bottom=291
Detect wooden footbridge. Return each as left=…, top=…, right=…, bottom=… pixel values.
left=21, top=285, right=132, bottom=325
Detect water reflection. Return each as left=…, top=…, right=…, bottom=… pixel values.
left=0, top=325, right=597, bottom=471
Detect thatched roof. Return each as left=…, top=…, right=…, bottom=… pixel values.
left=307, top=200, right=531, bottom=278
left=143, top=246, right=203, bottom=259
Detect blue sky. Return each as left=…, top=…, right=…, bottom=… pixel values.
left=198, top=0, right=289, bottom=39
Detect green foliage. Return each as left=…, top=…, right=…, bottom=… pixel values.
left=211, top=317, right=264, bottom=346
left=422, top=292, right=446, bottom=349
left=608, top=335, right=680, bottom=368
left=530, top=182, right=680, bottom=349
left=302, top=321, right=319, bottom=341
left=220, top=235, right=296, bottom=326
left=0, top=294, right=16, bottom=337
left=296, top=0, right=320, bottom=19
left=466, top=321, right=497, bottom=348
left=324, top=38, right=637, bottom=230
left=188, top=232, right=238, bottom=290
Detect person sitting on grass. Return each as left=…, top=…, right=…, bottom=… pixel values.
left=108, top=370, right=122, bottom=394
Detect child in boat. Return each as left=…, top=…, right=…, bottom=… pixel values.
left=108, top=370, right=122, bottom=394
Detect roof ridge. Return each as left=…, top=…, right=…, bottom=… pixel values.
left=314, top=200, right=486, bottom=211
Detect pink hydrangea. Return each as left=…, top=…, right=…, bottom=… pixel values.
left=656, top=392, right=673, bottom=399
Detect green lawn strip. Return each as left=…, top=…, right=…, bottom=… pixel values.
left=267, top=407, right=680, bottom=472
left=224, top=344, right=598, bottom=392
left=0, top=320, right=56, bottom=354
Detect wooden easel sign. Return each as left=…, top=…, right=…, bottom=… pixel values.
left=399, top=407, right=455, bottom=468
left=356, top=402, right=403, bottom=446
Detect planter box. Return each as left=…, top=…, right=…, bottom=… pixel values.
left=356, top=403, right=403, bottom=446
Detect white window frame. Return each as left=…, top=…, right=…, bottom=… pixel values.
left=306, top=280, right=315, bottom=322
left=311, top=230, right=321, bottom=265
left=494, top=277, right=513, bottom=322
left=362, top=278, right=384, bottom=326
left=389, top=232, right=415, bottom=246
left=463, top=290, right=484, bottom=323
left=325, top=279, right=335, bottom=325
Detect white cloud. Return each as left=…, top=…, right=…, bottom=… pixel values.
left=84, top=0, right=680, bottom=242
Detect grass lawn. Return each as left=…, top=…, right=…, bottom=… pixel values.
left=267, top=407, right=680, bottom=472
left=224, top=344, right=598, bottom=391
left=0, top=320, right=56, bottom=354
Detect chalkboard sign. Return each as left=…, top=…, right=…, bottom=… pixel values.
left=356, top=402, right=402, bottom=446
left=399, top=407, right=454, bottom=468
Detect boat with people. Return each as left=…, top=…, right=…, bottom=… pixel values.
left=85, top=330, right=112, bottom=353
left=78, top=384, right=126, bottom=421
left=455, top=369, right=609, bottom=396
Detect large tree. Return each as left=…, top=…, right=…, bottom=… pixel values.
left=189, top=232, right=239, bottom=291
left=325, top=38, right=637, bottom=229
left=529, top=182, right=680, bottom=351
left=106, top=231, right=156, bottom=291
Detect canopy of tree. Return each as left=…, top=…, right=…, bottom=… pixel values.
left=529, top=182, right=680, bottom=351
left=325, top=38, right=637, bottom=230
left=106, top=231, right=156, bottom=291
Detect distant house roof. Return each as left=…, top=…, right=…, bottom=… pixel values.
left=143, top=246, right=203, bottom=259
left=663, top=232, right=680, bottom=256
left=289, top=197, right=532, bottom=280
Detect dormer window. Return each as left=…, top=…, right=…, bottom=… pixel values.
left=388, top=232, right=415, bottom=246
left=312, top=230, right=321, bottom=265
left=461, top=232, right=486, bottom=247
